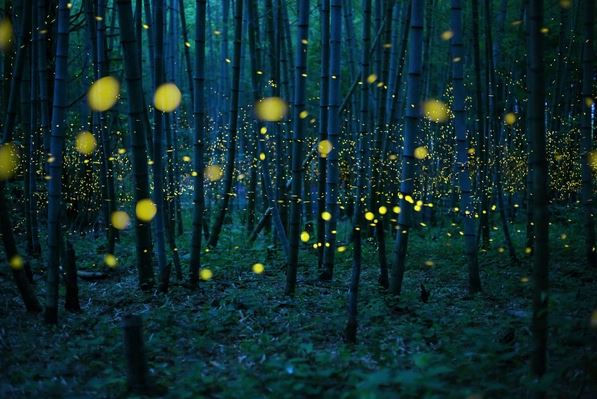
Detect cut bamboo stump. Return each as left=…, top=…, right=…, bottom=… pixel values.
left=123, top=315, right=149, bottom=393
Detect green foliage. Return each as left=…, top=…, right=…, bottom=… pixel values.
left=1, top=213, right=595, bottom=398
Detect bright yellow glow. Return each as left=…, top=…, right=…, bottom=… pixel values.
left=440, top=30, right=453, bottom=41
left=337, top=246, right=346, bottom=253
left=321, top=211, right=332, bottom=221
left=299, top=110, right=309, bottom=119
left=378, top=206, right=387, bottom=215
left=405, top=195, right=414, bottom=204
left=136, top=199, right=157, bottom=222
left=255, top=97, right=288, bottom=121
left=414, top=146, right=428, bottom=160
left=252, top=263, right=265, bottom=274
left=366, top=74, right=377, bottom=84
left=588, top=151, right=597, bottom=171
left=104, top=254, right=118, bottom=268
left=365, top=211, right=375, bottom=221
left=393, top=206, right=401, bottom=214
left=504, top=112, right=517, bottom=125
left=300, top=231, right=310, bottom=242
left=259, top=152, right=266, bottom=161
left=154, top=83, right=182, bottom=112
left=199, top=268, right=213, bottom=280
left=422, top=99, right=449, bottom=123
left=318, top=140, right=333, bottom=158
left=0, top=18, right=13, bottom=50
left=75, top=131, right=97, bottom=155
left=0, top=143, right=18, bottom=180
left=9, top=255, right=23, bottom=270
left=204, top=165, right=223, bottom=181
left=87, top=76, right=120, bottom=111
left=111, top=211, right=130, bottom=230
left=182, top=155, right=191, bottom=162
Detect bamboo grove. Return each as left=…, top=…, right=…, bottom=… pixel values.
left=0, top=0, right=595, bottom=395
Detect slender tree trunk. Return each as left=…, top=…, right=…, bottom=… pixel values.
left=97, top=0, right=117, bottom=255
left=580, top=0, right=596, bottom=268
left=450, top=0, right=481, bottom=294
left=117, top=0, right=155, bottom=289
left=317, top=0, right=330, bottom=269
left=45, top=0, right=70, bottom=324
left=152, top=0, right=170, bottom=291
left=390, top=0, right=423, bottom=296
left=528, top=0, right=549, bottom=395
left=320, top=0, right=342, bottom=281
left=285, top=0, right=310, bottom=295
left=471, top=0, right=490, bottom=249
left=208, top=0, right=243, bottom=248
left=245, top=0, right=289, bottom=257
left=345, top=0, right=371, bottom=344
left=189, top=0, right=207, bottom=287
left=0, top=182, right=41, bottom=313
left=1, top=0, right=31, bottom=142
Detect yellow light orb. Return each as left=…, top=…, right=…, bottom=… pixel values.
left=300, top=231, right=310, bottom=242
left=365, top=211, right=375, bottom=221
left=199, top=268, right=213, bottom=280
left=252, top=263, right=265, bottom=274
left=75, top=131, right=97, bottom=155
left=337, top=246, right=346, bottom=253
left=255, top=97, right=288, bottom=121
left=0, top=18, right=13, bottom=50
left=378, top=206, right=388, bottom=215
left=136, top=199, right=157, bottom=222
left=0, top=143, right=18, bottom=180
left=318, top=139, right=333, bottom=158
left=321, top=211, right=332, bottom=221
left=393, top=206, right=401, bottom=214
left=204, top=165, right=223, bottom=181
left=440, top=30, right=454, bottom=41
left=259, top=152, right=266, bottom=161
left=104, top=254, right=118, bottom=268
left=588, top=151, right=597, bottom=171
left=154, top=83, right=182, bottom=112
left=414, top=146, right=428, bottom=160
left=366, top=74, right=377, bottom=84
left=504, top=112, right=517, bottom=125
left=422, top=99, right=449, bottom=123
left=111, top=211, right=130, bottom=230
left=9, top=255, right=23, bottom=270
left=87, top=76, right=120, bottom=111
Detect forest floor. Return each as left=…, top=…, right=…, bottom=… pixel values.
left=1, top=209, right=596, bottom=398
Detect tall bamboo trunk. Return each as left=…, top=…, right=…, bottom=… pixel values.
left=189, top=0, right=207, bottom=287
left=450, top=0, right=481, bottom=294
left=117, top=0, right=155, bottom=289
left=44, top=0, right=70, bottom=324
left=528, top=0, right=549, bottom=395
left=207, top=0, right=244, bottom=248
left=580, top=0, right=596, bottom=268
left=320, top=0, right=342, bottom=281
left=345, top=0, right=372, bottom=344
left=317, top=0, right=330, bottom=269
left=285, top=0, right=310, bottom=295
left=390, top=0, right=423, bottom=296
